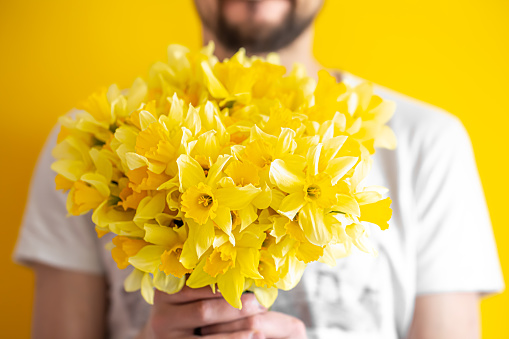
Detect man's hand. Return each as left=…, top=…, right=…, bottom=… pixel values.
left=137, top=287, right=268, bottom=339
left=200, top=311, right=308, bottom=339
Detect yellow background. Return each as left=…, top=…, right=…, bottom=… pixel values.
left=1, top=0, right=507, bottom=337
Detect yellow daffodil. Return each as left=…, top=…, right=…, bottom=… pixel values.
left=178, top=154, right=261, bottom=266
left=52, top=43, right=394, bottom=310
left=270, top=140, right=359, bottom=245
left=187, top=222, right=268, bottom=308
left=304, top=70, right=349, bottom=124
left=51, top=136, right=93, bottom=182
left=111, top=236, right=149, bottom=269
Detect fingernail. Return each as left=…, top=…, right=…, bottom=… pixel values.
left=251, top=331, right=264, bottom=339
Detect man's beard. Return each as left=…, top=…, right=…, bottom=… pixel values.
left=215, top=0, right=316, bottom=53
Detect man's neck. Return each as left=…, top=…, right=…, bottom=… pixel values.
left=201, top=25, right=324, bottom=80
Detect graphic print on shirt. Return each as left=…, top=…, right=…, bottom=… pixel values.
left=271, top=234, right=393, bottom=337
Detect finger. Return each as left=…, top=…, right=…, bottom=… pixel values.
left=170, top=293, right=267, bottom=329
left=201, top=330, right=265, bottom=339
left=154, top=286, right=222, bottom=304
left=200, top=311, right=305, bottom=338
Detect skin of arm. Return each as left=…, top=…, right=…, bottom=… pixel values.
left=32, top=262, right=108, bottom=339
left=407, top=293, right=481, bottom=339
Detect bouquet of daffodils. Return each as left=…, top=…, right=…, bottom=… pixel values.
left=52, top=43, right=395, bottom=309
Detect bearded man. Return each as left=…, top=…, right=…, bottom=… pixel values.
left=15, top=1, right=503, bottom=339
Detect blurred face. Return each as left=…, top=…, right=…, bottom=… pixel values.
left=194, top=0, right=324, bottom=53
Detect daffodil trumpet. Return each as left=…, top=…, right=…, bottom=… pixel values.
left=52, top=43, right=395, bottom=309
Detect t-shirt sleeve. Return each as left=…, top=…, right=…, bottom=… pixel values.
left=414, top=113, right=504, bottom=295
left=13, top=123, right=105, bottom=275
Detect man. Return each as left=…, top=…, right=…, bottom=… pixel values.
left=14, top=1, right=503, bottom=338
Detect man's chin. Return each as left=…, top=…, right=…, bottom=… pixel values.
left=217, top=0, right=296, bottom=53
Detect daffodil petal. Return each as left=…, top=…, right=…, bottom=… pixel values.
left=153, top=270, right=186, bottom=294
left=167, top=93, right=184, bottom=126
left=253, top=286, right=278, bottom=309
left=269, top=189, right=285, bottom=211
left=318, top=245, right=338, bottom=267
left=274, top=128, right=296, bottom=158
left=186, top=257, right=217, bottom=288
left=371, top=99, right=396, bottom=124
left=180, top=219, right=214, bottom=269
left=213, top=205, right=234, bottom=244
left=89, top=148, right=113, bottom=181
left=125, top=152, right=149, bottom=171
left=354, top=191, right=382, bottom=205
left=298, top=203, right=331, bottom=246
left=277, top=191, right=306, bottom=220
left=206, top=154, right=232, bottom=187
left=144, top=223, right=179, bottom=248
left=319, top=136, right=348, bottom=171
left=128, top=245, right=166, bottom=273
left=201, top=60, right=229, bottom=99
left=325, top=156, right=358, bottom=185
left=80, top=172, right=110, bottom=197
left=51, top=159, right=86, bottom=182
left=184, top=105, right=202, bottom=136
left=269, top=159, right=305, bottom=194
left=237, top=248, right=263, bottom=280
left=124, top=268, right=144, bottom=292
left=177, top=154, right=206, bottom=192
left=351, top=158, right=372, bottom=191
left=238, top=204, right=258, bottom=232
left=275, top=256, right=306, bottom=291
left=359, top=197, right=392, bottom=230
left=296, top=241, right=324, bottom=263
left=252, top=183, right=272, bottom=209
left=139, top=110, right=157, bottom=131
left=204, top=248, right=233, bottom=277
left=141, top=272, right=155, bottom=305
left=374, top=125, right=397, bottom=150
left=215, top=184, right=261, bottom=210
left=133, top=192, right=166, bottom=226
left=334, top=194, right=361, bottom=217
left=306, top=143, right=322, bottom=177
left=217, top=266, right=244, bottom=309
left=345, top=223, right=377, bottom=255
left=127, top=77, right=148, bottom=113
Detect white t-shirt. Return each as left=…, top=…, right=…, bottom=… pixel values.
left=14, top=72, right=504, bottom=339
